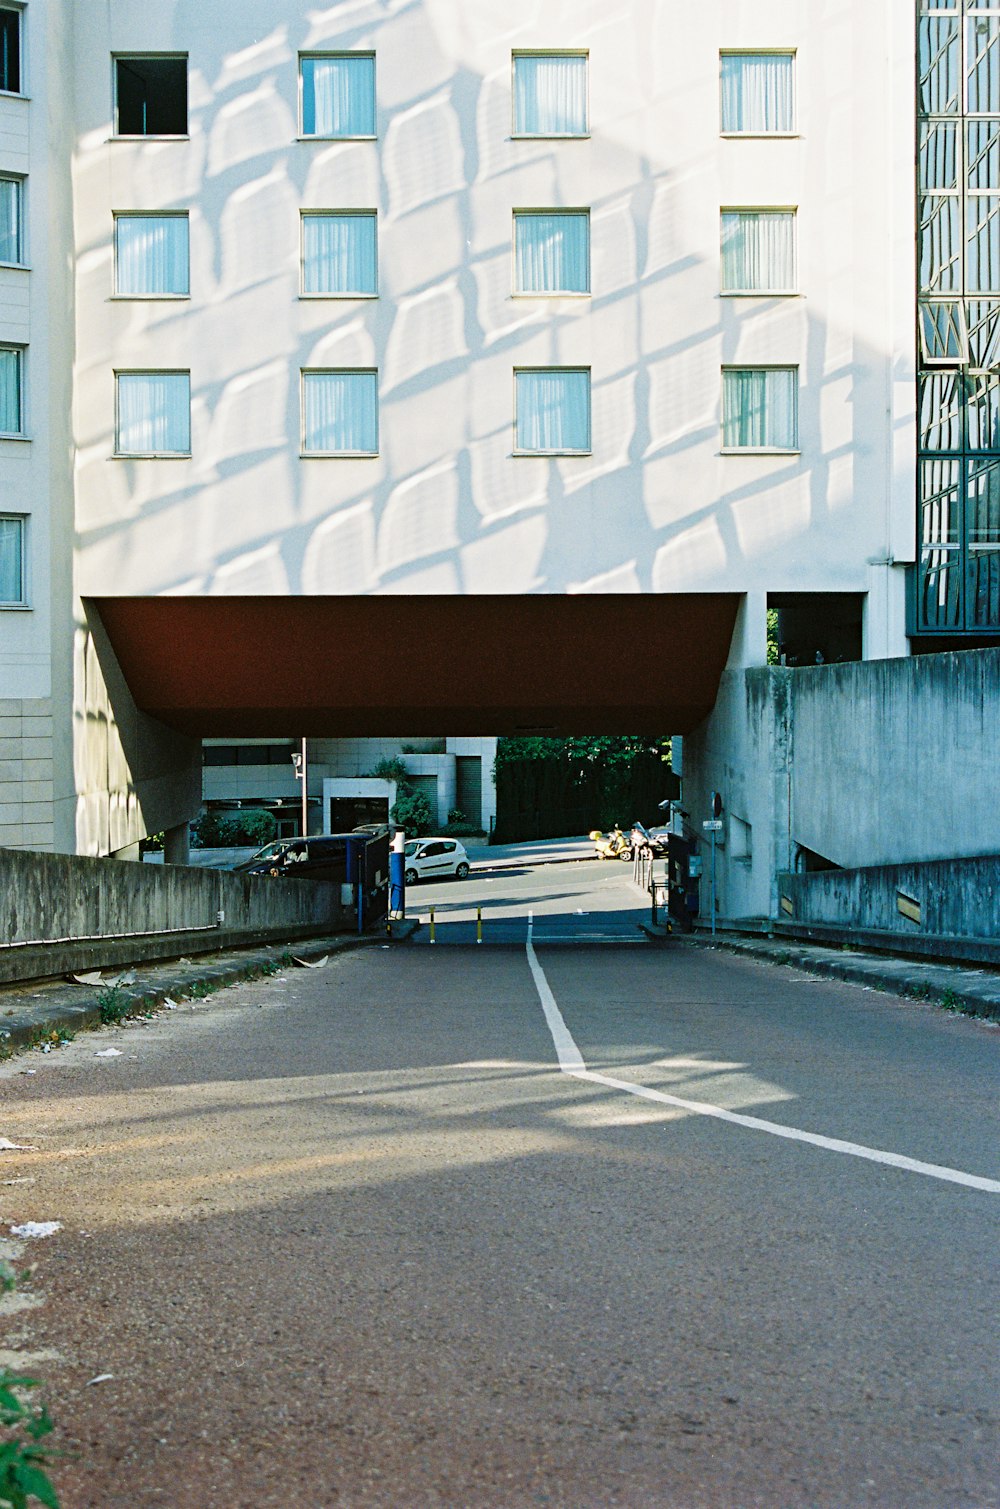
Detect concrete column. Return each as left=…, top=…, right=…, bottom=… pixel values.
left=863, top=563, right=910, bottom=660
left=163, top=822, right=191, bottom=866
left=726, top=592, right=769, bottom=670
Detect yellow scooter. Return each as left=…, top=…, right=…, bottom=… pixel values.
left=589, top=825, right=633, bottom=861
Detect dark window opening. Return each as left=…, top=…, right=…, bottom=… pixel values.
left=202, top=744, right=294, bottom=767
left=767, top=592, right=864, bottom=667
left=794, top=844, right=841, bottom=874
left=0, top=10, right=19, bottom=95
left=116, top=56, right=187, bottom=136
left=328, top=796, right=390, bottom=832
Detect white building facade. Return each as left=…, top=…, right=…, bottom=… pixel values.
left=0, top=1, right=993, bottom=866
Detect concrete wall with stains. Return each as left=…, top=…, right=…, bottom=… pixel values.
left=682, top=647, right=1000, bottom=923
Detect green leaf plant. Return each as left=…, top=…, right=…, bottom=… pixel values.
left=0, top=1368, right=60, bottom=1507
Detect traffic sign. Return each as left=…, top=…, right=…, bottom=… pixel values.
left=702, top=819, right=723, bottom=831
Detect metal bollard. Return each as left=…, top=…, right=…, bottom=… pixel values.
left=476, top=906, right=483, bottom=944
left=429, top=907, right=436, bottom=944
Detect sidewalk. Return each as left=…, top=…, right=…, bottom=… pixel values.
left=0, top=923, right=417, bottom=1058
left=690, top=930, right=1000, bottom=1022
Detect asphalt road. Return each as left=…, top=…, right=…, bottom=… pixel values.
left=0, top=861, right=997, bottom=1508
left=413, top=850, right=648, bottom=944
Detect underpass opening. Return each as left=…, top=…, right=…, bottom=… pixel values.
left=89, top=592, right=739, bottom=940
left=90, top=593, right=740, bottom=737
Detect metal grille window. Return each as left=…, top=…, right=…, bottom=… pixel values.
left=915, top=0, right=1000, bottom=632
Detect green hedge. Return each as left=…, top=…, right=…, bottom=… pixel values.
left=192, top=808, right=277, bottom=848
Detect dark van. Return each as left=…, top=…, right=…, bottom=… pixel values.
left=233, top=835, right=350, bottom=885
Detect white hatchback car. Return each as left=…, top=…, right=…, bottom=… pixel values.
left=403, top=838, right=471, bottom=884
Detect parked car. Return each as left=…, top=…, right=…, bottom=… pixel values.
left=403, top=838, right=471, bottom=884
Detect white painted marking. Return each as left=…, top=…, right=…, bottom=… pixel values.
left=526, top=913, right=584, bottom=1072
left=525, top=925, right=1000, bottom=1195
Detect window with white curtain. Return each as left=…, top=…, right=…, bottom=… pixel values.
left=720, top=52, right=795, bottom=134
left=302, top=213, right=377, bottom=296
left=302, top=370, right=378, bottom=454
left=0, top=345, right=22, bottom=434
left=515, top=368, right=591, bottom=453
left=514, top=211, right=589, bottom=294
left=301, top=54, right=376, bottom=137
left=115, top=372, right=191, bottom=455
left=0, top=176, right=23, bottom=264
left=513, top=53, right=588, bottom=136
left=721, top=210, right=796, bottom=293
left=114, top=214, right=189, bottom=296
left=0, top=515, right=24, bottom=605
left=722, top=368, right=798, bottom=450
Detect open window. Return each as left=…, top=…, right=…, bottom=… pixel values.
left=767, top=592, right=864, bottom=666
left=0, top=9, right=20, bottom=95
left=115, top=56, right=188, bottom=137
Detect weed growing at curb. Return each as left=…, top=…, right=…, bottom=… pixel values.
left=0, top=1367, right=60, bottom=1507
left=96, top=987, right=130, bottom=1026
left=0, top=1261, right=27, bottom=1296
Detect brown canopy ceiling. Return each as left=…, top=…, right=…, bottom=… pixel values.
left=90, top=594, right=740, bottom=737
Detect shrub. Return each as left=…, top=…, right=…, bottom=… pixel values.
left=192, top=808, right=276, bottom=848
left=392, top=790, right=434, bottom=836
left=368, top=756, right=410, bottom=786
left=237, top=809, right=277, bottom=847
left=442, top=821, right=483, bottom=837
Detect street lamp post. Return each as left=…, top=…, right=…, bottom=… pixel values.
left=291, top=738, right=308, bottom=838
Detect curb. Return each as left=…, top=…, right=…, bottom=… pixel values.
left=0, top=925, right=416, bottom=1060
left=688, top=933, right=1000, bottom=1022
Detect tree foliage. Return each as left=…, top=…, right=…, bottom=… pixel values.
left=492, top=736, right=676, bottom=843
left=366, top=756, right=434, bottom=835
left=494, top=735, right=670, bottom=773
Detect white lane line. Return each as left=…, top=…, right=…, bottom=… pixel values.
left=526, top=911, right=584, bottom=1071
left=525, top=915, right=1000, bottom=1195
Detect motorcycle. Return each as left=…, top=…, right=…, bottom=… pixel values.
left=589, top=825, right=633, bottom=861
left=630, top=820, right=668, bottom=858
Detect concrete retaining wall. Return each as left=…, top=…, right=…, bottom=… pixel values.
left=0, top=847, right=348, bottom=984
left=777, top=854, right=1000, bottom=940
left=683, top=646, right=1000, bottom=923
